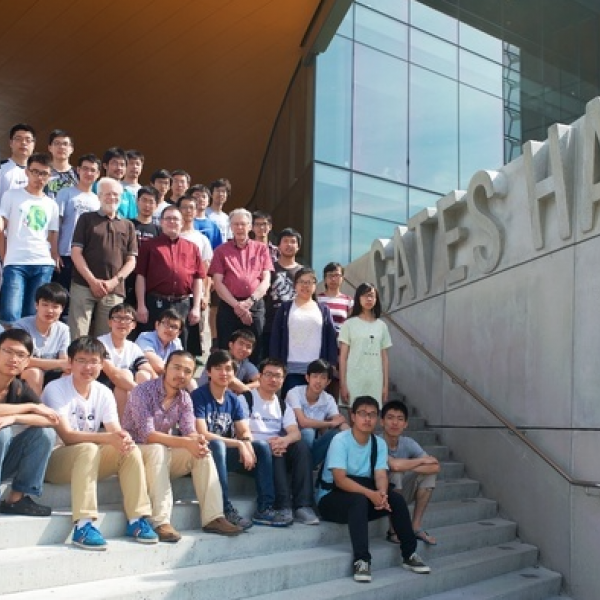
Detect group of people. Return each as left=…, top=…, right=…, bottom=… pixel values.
left=0, top=123, right=441, bottom=583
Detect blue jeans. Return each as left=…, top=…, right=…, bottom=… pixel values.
left=209, top=438, right=275, bottom=512
left=0, top=426, right=56, bottom=496
left=301, top=427, right=341, bottom=468
left=0, top=264, right=54, bottom=325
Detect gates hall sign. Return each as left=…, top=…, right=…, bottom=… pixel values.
left=371, top=97, right=600, bottom=311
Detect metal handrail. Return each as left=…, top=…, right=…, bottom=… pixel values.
left=343, top=279, right=600, bottom=489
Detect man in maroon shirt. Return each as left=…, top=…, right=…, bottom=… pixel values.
left=208, top=208, right=272, bottom=365
left=135, top=205, right=204, bottom=349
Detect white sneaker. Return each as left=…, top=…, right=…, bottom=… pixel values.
left=294, top=506, right=320, bottom=525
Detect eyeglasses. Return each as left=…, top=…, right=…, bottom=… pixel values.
left=73, top=358, right=102, bottom=367
left=51, top=140, right=72, bottom=147
left=355, top=410, right=378, bottom=419
left=12, top=136, right=35, bottom=144
left=28, top=168, right=51, bottom=178
left=297, top=279, right=317, bottom=286
left=110, top=316, right=135, bottom=323
left=79, top=166, right=99, bottom=173
left=160, top=321, right=181, bottom=331
left=0, top=347, right=30, bottom=361
left=261, top=371, right=284, bottom=380
left=161, top=216, right=182, bottom=222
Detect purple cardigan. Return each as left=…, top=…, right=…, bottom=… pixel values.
left=269, top=300, right=338, bottom=367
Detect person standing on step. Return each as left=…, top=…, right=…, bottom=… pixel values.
left=42, top=336, right=158, bottom=550
left=0, top=328, right=57, bottom=518
left=317, top=396, right=431, bottom=583
left=381, top=400, right=440, bottom=546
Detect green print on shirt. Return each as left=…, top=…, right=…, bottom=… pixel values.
left=25, top=205, right=48, bottom=231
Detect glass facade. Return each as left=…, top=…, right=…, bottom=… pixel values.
left=310, top=0, right=600, bottom=275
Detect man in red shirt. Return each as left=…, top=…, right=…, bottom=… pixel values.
left=209, top=208, right=272, bottom=365
left=135, top=205, right=204, bottom=349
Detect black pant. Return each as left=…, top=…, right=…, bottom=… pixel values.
left=216, top=298, right=264, bottom=365
left=272, top=439, right=313, bottom=510
left=318, top=483, right=417, bottom=562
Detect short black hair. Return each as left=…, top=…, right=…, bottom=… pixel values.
left=27, top=153, right=52, bottom=168
left=137, top=185, right=159, bottom=202
left=67, top=336, right=107, bottom=360
left=48, top=129, right=73, bottom=145
left=156, top=309, right=185, bottom=331
left=102, top=147, right=127, bottom=165
left=229, top=329, right=256, bottom=346
left=189, top=184, right=211, bottom=199
left=306, top=359, right=333, bottom=379
left=171, top=169, right=190, bottom=183
left=294, top=266, right=316, bottom=285
left=351, top=396, right=380, bottom=415
left=0, top=329, right=33, bottom=356
left=258, top=357, right=287, bottom=376
left=252, top=211, right=272, bottom=225
left=206, top=349, right=233, bottom=371
left=209, top=178, right=231, bottom=199
left=35, top=282, right=68, bottom=307
left=9, top=123, right=35, bottom=140
left=165, top=350, right=194, bottom=367
left=108, top=303, right=136, bottom=319
left=381, top=400, right=408, bottom=420
left=126, top=149, right=144, bottom=162
left=277, top=227, right=302, bottom=247
left=77, top=154, right=101, bottom=169
left=151, top=169, right=172, bottom=183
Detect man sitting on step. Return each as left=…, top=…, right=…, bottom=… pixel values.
left=42, top=336, right=158, bottom=550
left=316, top=395, right=431, bottom=583
left=122, top=350, right=242, bottom=542
left=381, top=400, right=440, bottom=546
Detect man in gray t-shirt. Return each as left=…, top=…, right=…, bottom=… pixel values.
left=381, top=400, right=440, bottom=546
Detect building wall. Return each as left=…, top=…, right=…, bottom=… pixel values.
left=342, top=98, right=600, bottom=599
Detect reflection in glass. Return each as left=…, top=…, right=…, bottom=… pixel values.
left=313, top=164, right=351, bottom=276
left=408, top=188, right=442, bottom=219
left=459, top=20, right=503, bottom=63
left=352, top=174, right=407, bottom=223
left=351, top=214, right=398, bottom=261
left=410, top=0, right=457, bottom=43
left=357, top=0, right=408, bottom=23
left=459, top=85, right=504, bottom=188
left=315, top=36, right=352, bottom=168
left=409, top=66, right=458, bottom=194
left=460, top=50, right=503, bottom=98
left=410, top=30, right=457, bottom=79
left=355, top=5, right=408, bottom=59
left=337, top=3, right=354, bottom=38
left=353, top=44, right=408, bottom=182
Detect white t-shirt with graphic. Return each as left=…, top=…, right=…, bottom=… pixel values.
left=238, top=389, right=297, bottom=441
left=42, top=375, right=119, bottom=446
left=0, top=187, right=59, bottom=266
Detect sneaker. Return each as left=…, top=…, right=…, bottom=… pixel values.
left=294, top=506, right=320, bottom=525
left=203, top=516, right=243, bottom=536
left=154, top=523, right=182, bottom=543
left=275, top=508, right=294, bottom=525
left=72, top=522, right=107, bottom=551
left=0, top=495, right=51, bottom=517
left=402, top=552, right=431, bottom=574
left=252, top=508, right=289, bottom=527
left=353, top=559, right=372, bottom=582
left=126, top=517, right=159, bottom=544
left=252, top=507, right=290, bottom=527
left=225, top=505, right=253, bottom=531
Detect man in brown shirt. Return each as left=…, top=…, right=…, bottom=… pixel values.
left=69, top=178, right=137, bottom=339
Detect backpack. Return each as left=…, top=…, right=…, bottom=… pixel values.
left=242, top=390, right=287, bottom=419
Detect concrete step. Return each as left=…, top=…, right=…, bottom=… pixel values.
left=417, top=566, right=562, bottom=599
left=423, top=445, right=450, bottom=461
left=427, top=478, right=480, bottom=503
left=0, top=540, right=541, bottom=600
left=438, top=461, right=464, bottom=480
left=0, top=515, right=519, bottom=594
left=405, top=430, right=438, bottom=446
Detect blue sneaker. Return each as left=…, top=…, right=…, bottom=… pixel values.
left=72, top=522, right=107, bottom=551
left=252, top=507, right=290, bottom=527
left=126, top=517, right=159, bottom=544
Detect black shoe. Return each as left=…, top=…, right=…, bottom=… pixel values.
left=402, top=552, right=431, bottom=574
left=0, top=495, right=51, bottom=517
left=353, top=559, right=371, bottom=582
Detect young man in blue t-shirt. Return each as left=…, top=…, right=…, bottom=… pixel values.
left=317, top=396, right=431, bottom=583
left=192, top=350, right=287, bottom=529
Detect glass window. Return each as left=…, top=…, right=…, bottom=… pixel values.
left=410, top=0, right=458, bottom=43
left=352, top=173, right=407, bottom=223
left=313, top=164, right=351, bottom=276
left=350, top=214, right=398, bottom=262
left=355, top=5, right=408, bottom=59
left=353, top=44, right=408, bottom=183
left=410, top=29, right=457, bottom=79
left=408, top=188, right=443, bottom=219
left=315, top=36, right=353, bottom=168
left=459, top=85, right=504, bottom=188
left=459, top=20, right=503, bottom=63
left=357, top=0, right=408, bottom=23
left=337, top=3, right=354, bottom=38
left=459, top=50, right=503, bottom=97
left=409, top=65, right=458, bottom=194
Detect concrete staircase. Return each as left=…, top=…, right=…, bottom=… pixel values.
left=0, top=416, right=567, bottom=599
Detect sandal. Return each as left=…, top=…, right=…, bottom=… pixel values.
left=414, top=529, right=437, bottom=545
left=385, top=530, right=400, bottom=545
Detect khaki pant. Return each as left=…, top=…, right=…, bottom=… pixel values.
left=45, top=443, right=152, bottom=522
left=68, top=281, right=122, bottom=339
left=139, top=444, right=223, bottom=528
left=390, top=470, right=437, bottom=503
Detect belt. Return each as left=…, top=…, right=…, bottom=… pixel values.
left=148, top=292, right=190, bottom=302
